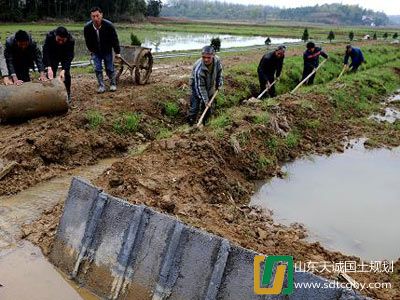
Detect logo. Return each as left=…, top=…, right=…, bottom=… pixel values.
left=254, top=255, right=294, bottom=295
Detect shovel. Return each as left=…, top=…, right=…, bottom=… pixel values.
left=337, top=64, right=348, bottom=80
left=196, top=90, right=219, bottom=128
left=291, top=59, right=327, bottom=94
left=257, top=79, right=278, bottom=99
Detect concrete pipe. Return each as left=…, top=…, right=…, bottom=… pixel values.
left=0, top=79, right=68, bottom=122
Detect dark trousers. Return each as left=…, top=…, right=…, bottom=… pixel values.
left=50, top=64, right=71, bottom=96
left=350, top=63, right=361, bottom=72
left=302, top=66, right=316, bottom=85
left=258, top=71, right=276, bottom=98
left=15, top=66, right=31, bottom=82
left=187, top=86, right=214, bottom=126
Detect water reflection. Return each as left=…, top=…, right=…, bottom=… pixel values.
left=251, top=141, right=400, bottom=261
left=141, top=33, right=300, bottom=52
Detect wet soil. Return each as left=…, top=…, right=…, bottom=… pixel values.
left=1, top=41, right=399, bottom=299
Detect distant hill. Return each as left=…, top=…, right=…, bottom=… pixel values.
left=389, top=15, right=400, bottom=25
left=162, top=0, right=389, bottom=26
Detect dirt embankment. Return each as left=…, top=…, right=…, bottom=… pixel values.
left=6, top=42, right=400, bottom=299
left=24, top=89, right=400, bottom=299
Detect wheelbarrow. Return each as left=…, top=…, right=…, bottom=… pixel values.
left=115, top=45, right=153, bottom=85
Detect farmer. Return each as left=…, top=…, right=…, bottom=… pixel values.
left=84, top=6, right=121, bottom=93
left=187, top=45, right=223, bottom=126
left=4, top=30, right=46, bottom=85
left=257, top=45, right=286, bottom=98
left=344, top=44, right=365, bottom=72
left=302, top=42, right=328, bottom=85
left=0, top=42, right=13, bottom=85
left=43, top=26, right=75, bottom=102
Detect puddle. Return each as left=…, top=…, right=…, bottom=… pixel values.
left=387, top=89, right=400, bottom=103
left=0, top=241, right=98, bottom=300
left=0, top=159, right=116, bottom=299
left=369, top=90, right=400, bottom=123
left=0, top=158, right=117, bottom=248
left=369, top=107, right=400, bottom=123
left=251, top=141, right=400, bottom=261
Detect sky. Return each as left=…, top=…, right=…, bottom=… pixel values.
left=224, top=0, right=400, bottom=15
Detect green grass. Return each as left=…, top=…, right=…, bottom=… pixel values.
left=156, top=127, right=173, bottom=139
left=86, top=110, right=104, bottom=129
left=113, top=112, right=141, bottom=135
left=265, top=136, right=279, bottom=154
left=257, top=154, right=274, bottom=170
left=285, top=131, right=301, bottom=148
left=219, top=43, right=400, bottom=111
left=163, top=101, right=180, bottom=118
left=210, top=113, right=232, bottom=129
left=304, top=119, right=321, bottom=129
left=253, top=112, right=270, bottom=125
left=1, top=20, right=398, bottom=61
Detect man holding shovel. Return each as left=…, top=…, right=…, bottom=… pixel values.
left=187, top=45, right=223, bottom=126
left=302, top=42, right=328, bottom=85
left=257, top=45, right=286, bottom=98
left=344, top=44, right=365, bottom=72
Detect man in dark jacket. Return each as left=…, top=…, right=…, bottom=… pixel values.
left=4, top=30, right=46, bottom=85
left=43, top=26, right=75, bottom=101
left=84, top=6, right=121, bottom=93
left=302, top=42, right=328, bottom=85
left=0, top=42, right=13, bottom=85
left=257, top=45, right=286, bottom=98
left=188, top=45, right=223, bottom=126
left=344, top=44, right=365, bottom=72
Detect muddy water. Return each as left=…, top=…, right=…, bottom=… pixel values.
left=251, top=141, right=400, bottom=261
left=0, top=159, right=117, bottom=300
left=0, top=241, right=98, bottom=300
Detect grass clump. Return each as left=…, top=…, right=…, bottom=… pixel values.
left=156, top=127, right=173, bottom=139
left=210, top=113, right=232, bottom=129
left=253, top=112, right=270, bottom=125
left=86, top=110, right=104, bottom=129
left=164, top=101, right=180, bottom=118
left=285, top=131, right=301, bottom=148
left=113, top=112, right=141, bottom=134
left=257, top=154, right=274, bottom=170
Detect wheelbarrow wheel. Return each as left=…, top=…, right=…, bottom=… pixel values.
left=135, top=50, right=153, bottom=85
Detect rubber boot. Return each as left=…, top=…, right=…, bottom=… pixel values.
left=107, top=70, right=117, bottom=92
left=96, top=71, right=105, bottom=93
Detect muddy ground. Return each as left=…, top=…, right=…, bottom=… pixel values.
left=1, top=41, right=399, bottom=299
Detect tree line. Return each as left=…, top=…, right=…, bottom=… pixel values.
left=162, top=0, right=389, bottom=26
left=0, top=0, right=162, bottom=22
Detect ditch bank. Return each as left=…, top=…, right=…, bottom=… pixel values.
left=25, top=67, right=400, bottom=299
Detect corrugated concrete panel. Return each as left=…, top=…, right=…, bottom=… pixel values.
left=50, top=177, right=370, bottom=300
